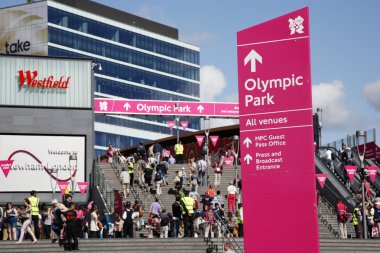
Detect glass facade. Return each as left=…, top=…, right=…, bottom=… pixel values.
left=48, top=7, right=200, bottom=64
left=47, top=4, right=200, bottom=151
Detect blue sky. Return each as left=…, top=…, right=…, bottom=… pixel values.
left=1, top=0, right=380, bottom=144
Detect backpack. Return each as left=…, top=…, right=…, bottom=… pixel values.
left=124, top=209, right=133, bottom=224
left=154, top=173, right=162, bottom=182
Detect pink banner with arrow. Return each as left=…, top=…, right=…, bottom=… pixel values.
left=366, top=166, right=378, bottom=183
left=195, top=135, right=205, bottom=147
left=344, top=166, right=357, bottom=182
left=210, top=136, right=219, bottom=147
left=315, top=174, right=327, bottom=189
left=224, top=157, right=234, bottom=169
left=167, top=121, right=175, bottom=131
left=180, top=121, right=189, bottom=130
left=58, top=181, right=70, bottom=196
left=0, top=160, right=14, bottom=178
left=77, top=182, right=89, bottom=196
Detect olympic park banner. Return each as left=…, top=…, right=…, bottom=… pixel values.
left=0, top=135, right=85, bottom=192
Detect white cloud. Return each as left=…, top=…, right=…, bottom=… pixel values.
left=312, top=81, right=354, bottom=129
left=200, top=65, right=227, bottom=102
left=363, top=79, right=380, bottom=110
left=180, top=32, right=213, bottom=46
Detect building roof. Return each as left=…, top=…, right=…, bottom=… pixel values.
left=53, top=0, right=179, bottom=39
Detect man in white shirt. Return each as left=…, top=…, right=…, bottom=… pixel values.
left=326, top=148, right=334, bottom=172
left=227, top=181, right=237, bottom=213
left=119, top=168, right=130, bottom=198
left=197, top=158, right=207, bottom=186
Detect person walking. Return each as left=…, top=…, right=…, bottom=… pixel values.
left=122, top=201, right=135, bottom=238
left=42, top=206, right=52, bottom=239
left=172, top=196, right=182, bottom=237
left=153, top=142, right=163, bottom=164
left=181, top=192, right=195, bottom=237
left=227, top=182, right=237, bottom=213
left=197, top=157, right=207, bottom=187
left=16, top=198, right=37, bottom=244
left=90, top=206, right=100, bottom=238
left=174, top=140, right=184, bottom=164
left=204, top=205, right=214, bottom=238
left=119, top=167, right=131, bottom=198
left=154, top=169, right=163, bottom=197
left=128, top=160, right=135, bottom=187
left=4, top=202, right=18, bottom=240
left=336, top=199, right=347, bottom=239
left=63, top=203, right=79, bottom=251
left=28, top=190, right=40, bottom=240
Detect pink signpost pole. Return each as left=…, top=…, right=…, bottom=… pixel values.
left=237, top=7, right=319, bottom=253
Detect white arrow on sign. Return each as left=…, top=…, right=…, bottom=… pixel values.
left=244, top=49, right=262, bottom=73
left=123, top=103, right=131, bottom=111
left=244, top=154, right=253, bottom=165
left=197, top=105, right=204, bottom=113
left=243, top=137, right=252, bottom=148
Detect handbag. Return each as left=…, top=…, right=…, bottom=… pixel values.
left=97, top=222, right=103, bottom=231
left=372, top=226, right=379, bottom=238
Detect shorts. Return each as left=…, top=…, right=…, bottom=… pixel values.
left=7, top=221, right=17, bottom=228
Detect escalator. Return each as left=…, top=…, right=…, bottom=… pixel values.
left=315, top=155, right=356, bottom=210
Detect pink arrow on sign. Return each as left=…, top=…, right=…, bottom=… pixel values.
left=210, top=136, right=219, bottom=147
left=0, top=160, right=14, bottom=178
left=180, top=121, right=189, bottom=131
left=77, top=182, right=89, bottom=196
left=195, top=135, right=205, bottom=147
left=315, top=174, right=328, bottom=189
left=224, top=157, right=234, bottom=169
left=366, top=166, right=378, bottom=183
left=344, top=166, right=357, bottom=182
left=167, top=121, right=175, bottom=131
left=58, top=181, right=70, bottom=196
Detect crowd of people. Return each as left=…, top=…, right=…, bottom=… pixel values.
left=0, top=140, right=242, bottom=253
left=109, top=139, right=244, bottom=242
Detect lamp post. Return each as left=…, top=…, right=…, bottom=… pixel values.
left=175, top=103, right=180, bottom=145
left=356, top=130, right=367, bottom=239
left=204, top=116, right=210, bottom=186
left=69, top=154, right=78, bottom=197
left=232, top=135, right=240, bottom=189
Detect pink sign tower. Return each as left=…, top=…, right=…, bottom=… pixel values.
left=237, top=7, right=319, bottom=253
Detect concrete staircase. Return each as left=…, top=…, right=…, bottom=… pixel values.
left=318, top=198, right=355, bottom=239
left=0, top=238, right=209, bottom=253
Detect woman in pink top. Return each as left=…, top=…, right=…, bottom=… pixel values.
left=75, top=204, right=84, bottom=238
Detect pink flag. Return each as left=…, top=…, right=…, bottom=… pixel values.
left=224, top=157, right=234, bottom=169
left=77, top=182, right=89, bottom=196
left=366, top=166, right=379, bottom=183
left=344, top=166, right=357, bottom=182
left=210, top=135, right=219, bottom=147
left=0, top=160, right=14, bottom=178
left=180, top=121, right=189, bottom=130
left=195, top=135, right=205, bottom=147
left=167, top=121, right=175, bottom=131
left=315, top=174, right=327, bottom=189
left=58, top=181, right=69, bottom=196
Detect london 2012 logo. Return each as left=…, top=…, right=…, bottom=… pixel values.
left=288, top=16, right=304, bottom=35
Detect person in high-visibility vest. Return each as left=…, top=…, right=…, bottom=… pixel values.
left=352, top=203, right=362, bottom=238
left=181, top=192, right=195, bottom=237
left=128, top=161, right=135, bottom=186
left=174, top=140, right=184, bottom=164
left=28, top=190, right=40, bottom=239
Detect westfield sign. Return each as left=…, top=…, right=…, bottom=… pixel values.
left=18, top=70, right=71, bottom=89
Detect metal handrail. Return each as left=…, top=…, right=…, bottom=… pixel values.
left=213, top=211, right=243, bottom=253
